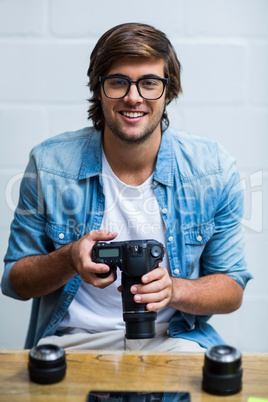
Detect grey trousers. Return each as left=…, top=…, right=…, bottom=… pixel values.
left=38, top=323, right=205, bottom=352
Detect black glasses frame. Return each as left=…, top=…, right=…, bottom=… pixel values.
left=99, top=75, right=168, bottom=100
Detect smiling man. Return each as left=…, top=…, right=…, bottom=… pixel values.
left=100, top=57, right=167, bottom=146
left=1, top=23, right=252, bottom=351
left=100, top=57, right=167, bottom=186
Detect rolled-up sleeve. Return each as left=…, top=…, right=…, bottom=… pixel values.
left=201, top=145, right=253, bottom=289
left=1, top=149, right=53, bottom=300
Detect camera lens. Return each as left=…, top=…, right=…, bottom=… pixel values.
left=28, top=344, right=66, bottom=384
left=123, top=311, right=157, bottom=339
left=202, top=345, right=242, bottom=395
left=122, top=272, right=157, bottom=339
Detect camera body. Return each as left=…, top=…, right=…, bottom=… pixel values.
left=92, top=239, right=165, bottom=339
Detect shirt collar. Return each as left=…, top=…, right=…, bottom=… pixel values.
left=78, top=127, right=174, bottom=186
left=78, top=129, right=103, bottom=180
left=153, top=128, right=174, bottom=187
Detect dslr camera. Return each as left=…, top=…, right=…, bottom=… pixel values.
left=92, top=239, right=165, bottom=339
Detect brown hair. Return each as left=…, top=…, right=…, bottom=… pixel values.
left=87, top=23, right=182, bottom=132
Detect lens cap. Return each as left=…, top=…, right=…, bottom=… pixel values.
left=202, top=345, right=242, bottom=395
left=28, top=344, right=66, bottom=384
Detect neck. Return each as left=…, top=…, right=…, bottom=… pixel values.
left=102, top=130, right=161, bottom=186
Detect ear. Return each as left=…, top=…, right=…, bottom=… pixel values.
left=164, top=91, right=170, bottom=105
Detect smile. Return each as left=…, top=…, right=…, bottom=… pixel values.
left=121, top=111, right=146, bottom=118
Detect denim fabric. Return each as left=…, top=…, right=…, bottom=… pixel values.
left=1, top=126, right=252, bottom=348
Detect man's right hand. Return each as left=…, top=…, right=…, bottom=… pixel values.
left=69, top=230, right=118, bottom=288
left=9, top=230, right=118, bottom=299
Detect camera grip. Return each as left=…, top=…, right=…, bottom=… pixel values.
left=122, top=272, right=157, bottom=339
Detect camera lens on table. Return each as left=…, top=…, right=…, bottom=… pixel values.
left=28, top=344, right=66, bottom=384
left=202, top=345, right=242, bottom=395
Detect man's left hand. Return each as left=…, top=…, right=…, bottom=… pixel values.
left=130, top=267, right=173, bottom=311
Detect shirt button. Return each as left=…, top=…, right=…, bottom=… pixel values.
left=196, top=235, right=202, bottom=242
left=153, top=180, right=158, bottom=186
left=162, top=208, right=168, bottom=214
left=168, top=236, right=173, bottom=242
left=174, top=268, right=180, bottom=275
left=59, top=232, right=65, bottom=240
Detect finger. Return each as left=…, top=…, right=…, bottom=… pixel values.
left=131, top=277, right=165, bottom=295
left=133, top=289, right=168, bottom=304
left=79, top=257, right=111, bottom=275
left=71, top=231, right=117, bottom=266
left=131, top=282, right=160, bottom=295
left=79, top=231, right=118, bottom=273
left=146, top=300, right=169, bottom=311
left=90, top=276, right=115, bottom=289
left=141, top=266, right=166, bottom=284
left=83, top=268, right=117, bottom=288
left=87, top=230, right=118, bottom=242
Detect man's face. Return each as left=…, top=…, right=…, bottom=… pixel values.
left=100, top=57, right=167, bottom=145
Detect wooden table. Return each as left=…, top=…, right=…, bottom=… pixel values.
left=0, top=350, right=267, bottom=402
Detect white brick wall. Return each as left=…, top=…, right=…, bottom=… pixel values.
left=1, top=0, right=267, bottom=351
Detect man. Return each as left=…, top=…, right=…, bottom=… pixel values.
left=1, top=23, right=252, bottom=351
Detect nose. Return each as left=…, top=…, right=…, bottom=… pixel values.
left=124, top=82, right=143, bottom=103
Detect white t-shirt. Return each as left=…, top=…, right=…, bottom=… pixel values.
left=58, top=151, right=175, bottom=333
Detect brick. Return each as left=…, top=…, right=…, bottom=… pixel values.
left=243, top=234, right=268, bottom=295
left=0, top=109, right=47, bottom=167
left=241, top=173, right=267, bottom=235
left=0, top=43, right=92, bottom=102
left=0, top=170, right=22, bottom=230
left=181, top=107, right=268, bottom=170
left=0, top=0, right=46, bottom=36
left=210, top=312, right=240, bottom=348
left=0, top=291, right=31, bottom=348
left=0, top=229, right=9, bottom=260
left=175, top=44, right=246, bottom=104
left=49, top=0, right=184, bottom=37
left=210, top=234, right=268, bottom=352
left=163, top=103, right=185, bottom=131
left=249, top=44, right=268, bottom=105
left=234, top=298, right=268, bottom=352
left=47, top=105, right=88, bottom=137
left=186, top=0, right=268, bottom=36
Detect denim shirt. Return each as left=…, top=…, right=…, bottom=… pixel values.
left=2, top=127, right=252, bottom=349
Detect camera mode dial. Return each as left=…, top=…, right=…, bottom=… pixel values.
left=150, top=245, right=162, bottom=258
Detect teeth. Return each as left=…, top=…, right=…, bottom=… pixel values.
left=122, top=112, right=144, bottom=118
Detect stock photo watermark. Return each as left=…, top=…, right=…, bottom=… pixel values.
left=240, top=170, right=263, bottom=233
left=4, top=169, right=264, bottom=234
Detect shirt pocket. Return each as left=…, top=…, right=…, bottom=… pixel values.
left=45, top=222, right=81, bottom=249
left=184, top=221, right=215, bottom=277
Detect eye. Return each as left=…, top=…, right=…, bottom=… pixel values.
left=140, top=79, right=161, bottom=89
left=107, top=78, right=128, bottom=88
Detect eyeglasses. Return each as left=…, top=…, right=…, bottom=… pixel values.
left=99, top=75, right=168, bottom=100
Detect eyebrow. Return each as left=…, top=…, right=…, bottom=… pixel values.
left=107, top=73, right=164, bottom=80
